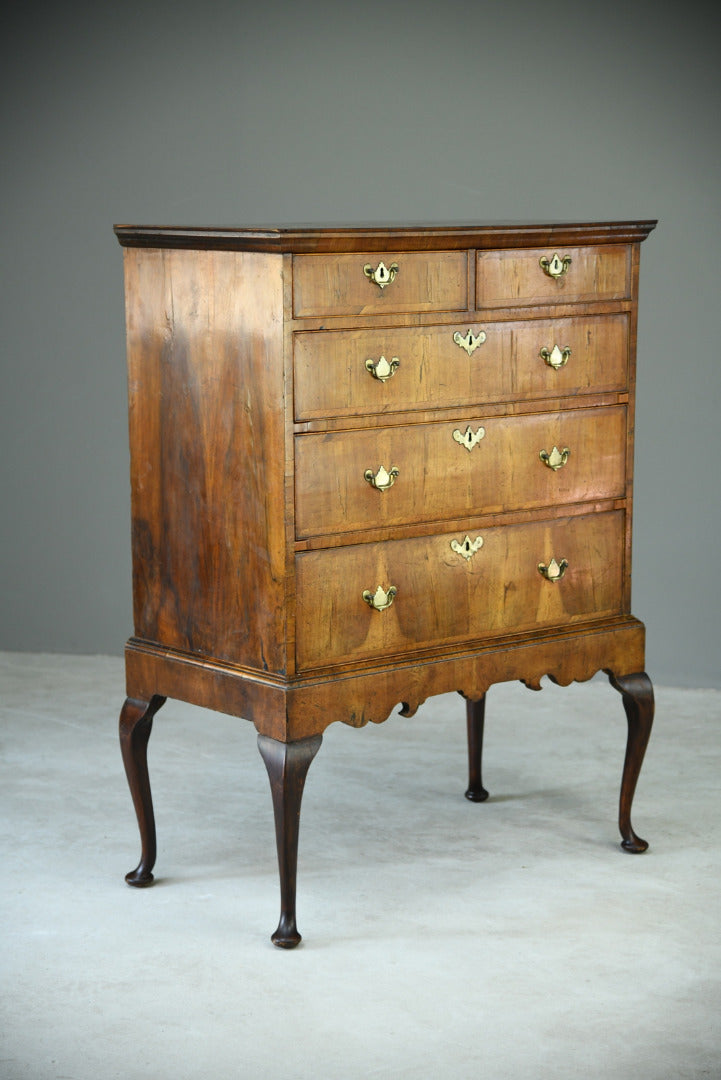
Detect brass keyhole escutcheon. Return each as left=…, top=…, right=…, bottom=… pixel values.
left=453, top=328, right=487, bottom=356
left=450, top=535, right=484, bottom=561
left=453, top=425, right=485, bottom=452
left=539, top=253, right=572, bottom=279
left=363, top=261, right=399, bottom=289
left=539, top=446, right=570, bottom=471
left=365, top=356, right=400, bottom=382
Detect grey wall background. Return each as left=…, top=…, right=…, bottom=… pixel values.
left=1, top=0, right=719, bottom=687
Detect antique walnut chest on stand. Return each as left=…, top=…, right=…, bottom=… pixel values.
left=114, top=220, right=656, bottom=947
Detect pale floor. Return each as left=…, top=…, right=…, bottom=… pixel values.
left=1, top=651, right=720, bottom=1080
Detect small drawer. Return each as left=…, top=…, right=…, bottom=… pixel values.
left=477, top=245, right=631, bottom=308
left=292, top=250, right=468, bottom=317
left=293, top=314, right=628, bottom=420
left=295, top=510, right=625, bottom=670
left=294, top=405, right=627, bottom=538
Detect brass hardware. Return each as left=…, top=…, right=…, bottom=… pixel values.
left=453, top=328, right=487, bottom=356
left=538, top=558, right=569, bottom=582
left=363, top=261, right=399, bottom=289
left=540, top=345, right=571, bottom=369
left=539, top=253, right=572, bottom=279
left=365, top=355, right=400, bottom=382
left=453, top=425, right=486, bottom=452
left=539, top=446, right=571, bottom=471
left=362, top=584, right=397, bottom=611
left=364, top=465, right=399, bottom=491
left=450, top=535, right=484, bottom=561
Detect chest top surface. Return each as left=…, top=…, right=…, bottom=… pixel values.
left=114, top=220, right=657, bottom=252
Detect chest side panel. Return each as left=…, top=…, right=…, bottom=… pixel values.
left=124, top=247, right=287, bottom=673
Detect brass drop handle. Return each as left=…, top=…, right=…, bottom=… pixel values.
left=366, top=356, right=400, bottom=382
left=453, top=328, right=487, bottom=356
left=539, top=253, right=572, bottom=279
left=363, top=261, right=399, bottom=289
left=538, top=558, right=568, bottom=582
left=364, top=465, right=399, bottom=491
left=540, top=345, right=571, bottom=369
left=452, top=425, right=486, bottom=452
left=539, top=446, right=570, bottom=471
left=363, top=585, right=397, bottom=611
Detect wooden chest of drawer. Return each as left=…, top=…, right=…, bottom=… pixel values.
left=115, top=220, right=657, bottom=948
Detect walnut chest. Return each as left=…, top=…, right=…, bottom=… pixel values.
left=115, top=221, right=656, bottom=946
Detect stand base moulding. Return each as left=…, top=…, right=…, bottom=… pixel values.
left=114, top=220, right=656, bottom=947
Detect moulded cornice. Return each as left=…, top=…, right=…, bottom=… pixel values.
left=114, top=220, right=657, bottom=253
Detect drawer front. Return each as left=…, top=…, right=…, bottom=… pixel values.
left=477, top=245, right=631, bottom=308
left=292, top=251, right=467, bottom=317
left=295, top=406, right=626, bottom=538
left=295, top=511, right=625, bottom=670
left=294, top=314, right=628, bottom=420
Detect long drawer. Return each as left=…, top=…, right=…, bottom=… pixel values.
left=295, top=510, right=625, bottom=670
left=477, top=245, right=631, bottom=307
left=295, top=405, right=626, bottom=538
left=294, top=314, right=628, bottom=420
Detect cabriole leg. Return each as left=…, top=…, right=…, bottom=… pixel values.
left=609, top=672, right=654, bottom=853
left=258, top=733, right=322, bottom=949
left=465, top=694, right=489, bottom=802
left=119, top=694, right=166, bottom=886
